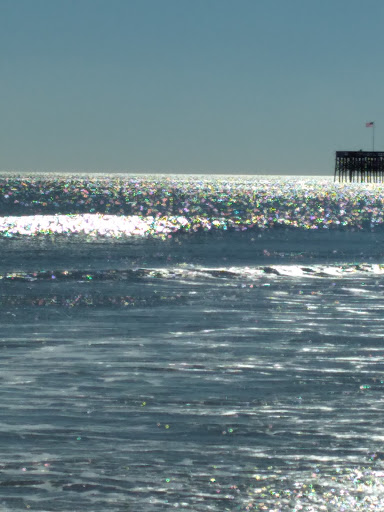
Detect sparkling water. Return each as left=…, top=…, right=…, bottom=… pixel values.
left=2, top=174, right=384, bottom=511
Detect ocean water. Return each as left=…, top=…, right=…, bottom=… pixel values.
left=2, top=174, right=384, bottom=511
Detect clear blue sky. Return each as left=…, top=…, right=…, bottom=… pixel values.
left=1, top=0, right=383, bottom=175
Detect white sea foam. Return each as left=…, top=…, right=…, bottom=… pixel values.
left=0, top=214, right=187, bottom=238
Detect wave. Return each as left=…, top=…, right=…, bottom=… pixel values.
left=2, top=263, right=384, bottom=283
left=1, top=211, right=384, bottom=240
left=2, top=263, right=382, bottom=309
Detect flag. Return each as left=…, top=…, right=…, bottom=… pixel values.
left=366, top=121, right=374, bottom=127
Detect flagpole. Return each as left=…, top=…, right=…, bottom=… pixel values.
left=373, top=122, right=375, bottom=151
left=366, top=122, right=375, bottom=151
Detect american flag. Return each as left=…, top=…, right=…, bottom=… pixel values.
left=366, top=121, right=374, bottom=127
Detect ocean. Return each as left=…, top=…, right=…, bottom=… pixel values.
left=2, top=173, right=384, bottom=511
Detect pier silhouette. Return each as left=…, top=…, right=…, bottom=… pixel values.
left=335, top=151, right=384, bottom=182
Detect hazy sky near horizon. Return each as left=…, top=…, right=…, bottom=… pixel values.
left=1, top=0, right=383, bottom=175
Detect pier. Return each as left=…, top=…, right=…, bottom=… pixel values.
left=335, top=151, right=384, bottom=182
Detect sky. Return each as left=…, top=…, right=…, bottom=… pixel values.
left=1, top=0, right=384, bottom=175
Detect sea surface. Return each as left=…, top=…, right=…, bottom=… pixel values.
left=2, top=174, right=384, bottom=511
